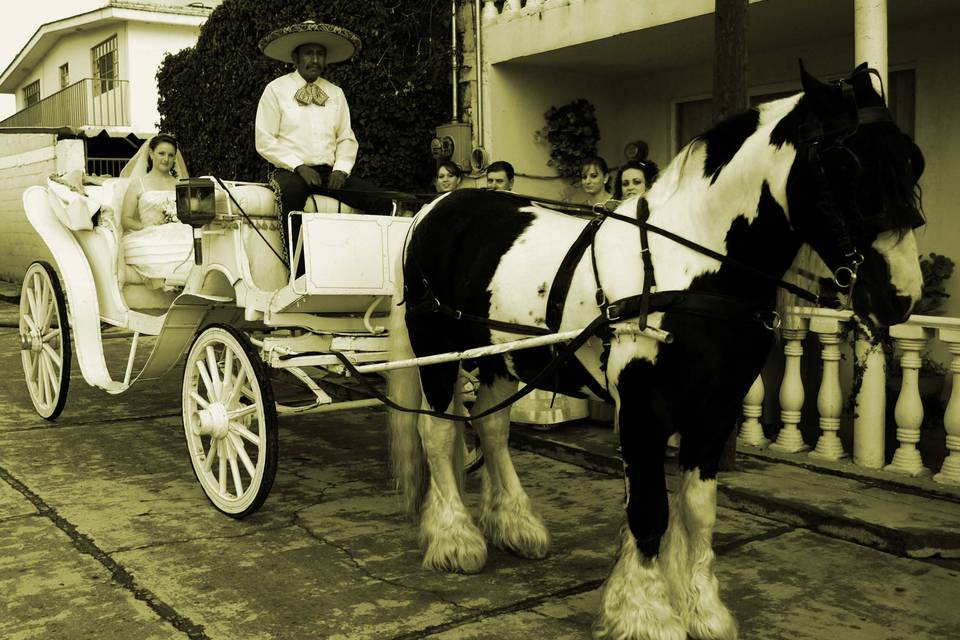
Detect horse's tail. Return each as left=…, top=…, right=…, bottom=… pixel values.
left=387, top=246, right=428, bottom=516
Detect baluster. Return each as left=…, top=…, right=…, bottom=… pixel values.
left=771, top=326, right=809, bottom=453
left=503, top=0, right=523, bottom=15
left=934, top=328, right=960, bottom=485
left=738, top=373, right=768, bottom=447
left=810, top=317, right=846, bottom=460
left=885, top=325, right=934, bottom=477
left=524, top=0, right=543, bottom=12
left=481, top=0, right=500, bottom=23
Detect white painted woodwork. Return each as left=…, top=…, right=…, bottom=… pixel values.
left=934, top=328, right=960, bottom=485
left=885, top=325, right=934, bottom=476
left=810, top=317, right=846, bottom=460
left=738, top=373, right=768, bottom=448
left=771, top=327, right=809, bottom=453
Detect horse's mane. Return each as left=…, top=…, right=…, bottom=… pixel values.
left=648, top=94, right=803, bottom=211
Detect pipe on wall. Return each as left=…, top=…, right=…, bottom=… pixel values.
left=451, top=0, right=459, bottom=121
left=473, top=0, right=484, bottom=146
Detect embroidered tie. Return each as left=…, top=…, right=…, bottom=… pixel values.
left=294, top=83, right=329, bottom=107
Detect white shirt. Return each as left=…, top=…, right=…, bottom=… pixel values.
left=255, top=71, right=358, bottom=174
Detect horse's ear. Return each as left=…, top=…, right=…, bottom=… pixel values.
left=854, top=61, right=869, bottom=73
left=799, top=59, right=834, bottom=109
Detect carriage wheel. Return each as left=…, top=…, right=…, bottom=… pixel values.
left=182, top=324, right=278, bottom=518
left=19, top=262, right=71, bottom=420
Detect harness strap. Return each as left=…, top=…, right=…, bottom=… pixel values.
left=546, top=215, right=605, bottom=330
left=330, top=312, right=610, bottom=422
left=636, top=198, right=656, bottom=330
left=601, top=209, right=824, bottom=306
left=406, top=297, right=552, bottom=336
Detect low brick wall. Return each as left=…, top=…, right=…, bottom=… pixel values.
left=0, top=133, right=84, bottom=283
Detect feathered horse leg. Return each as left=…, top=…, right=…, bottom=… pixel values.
left=474, top=375, right=550, bottom=559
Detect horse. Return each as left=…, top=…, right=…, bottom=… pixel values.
left=386, top=63, right=925, bottom=640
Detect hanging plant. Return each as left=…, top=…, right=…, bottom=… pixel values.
left=537, top=98, right=601, bottom=182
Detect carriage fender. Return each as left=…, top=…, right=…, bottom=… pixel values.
left=22, top=185, right=116, bottom=390
left=128, top=291, right=240, bottom=385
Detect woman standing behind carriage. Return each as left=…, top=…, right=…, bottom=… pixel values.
left=613, top=157, right=660, bottom=200
left=435, top=160, right=463, bottom=193
left=119, top=134, right=194, bottom=289
left=577, top=156, right=615, bottom=206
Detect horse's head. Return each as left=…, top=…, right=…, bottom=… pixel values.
left=786, top=62, right=924, bottom=326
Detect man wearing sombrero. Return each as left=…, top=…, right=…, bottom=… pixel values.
left=255, top=20, right=389, bottom=272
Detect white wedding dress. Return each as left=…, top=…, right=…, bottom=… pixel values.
left=121, top=187, right=194, bottom=288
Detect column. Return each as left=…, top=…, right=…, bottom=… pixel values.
left=771, top=327, right=809, bottom=453
left=885, top=324, right=934, bottom=477
left=934, top=328, right=960, bottom=485
left=810, top=317, right=846, bottom=460
left=854, top=0, right=888, bottom=93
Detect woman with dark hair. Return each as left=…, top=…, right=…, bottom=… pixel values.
left=119, top=134, right=194, bottom=289
left=613, top=158, right=660, bottom=200
left=435, top=160, right=463, bottom=193
left=578, top=156, right=613, bottom=206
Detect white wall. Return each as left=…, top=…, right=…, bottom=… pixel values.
left=12, top=20, right=201, bottom=131
left=124, top=21, right=203, bottom=131
left=0, top=134, right=60, bottom=280
left=14, top=24, right=124, bottom=110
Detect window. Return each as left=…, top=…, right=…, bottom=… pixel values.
left=674, top=69, right=916, bottom=152
left=23, top=80, right=40, bottom=107
left=91, top=35, right=118, bottom=95
left=59, top=63, right=69, bottom=89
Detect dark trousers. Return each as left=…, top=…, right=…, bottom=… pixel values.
left=273, top=165, right=391, bottom=276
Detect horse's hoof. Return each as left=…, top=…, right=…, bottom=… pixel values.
left=592, top=614, right=687, bottom=640
left=481, top=497, right=551, bottom=559
left=687, top=604, right=738, bottom=640
left=422, top=525, right=488, bottom=574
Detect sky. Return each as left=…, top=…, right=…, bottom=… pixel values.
left=0, top=2, right=113, bottom=119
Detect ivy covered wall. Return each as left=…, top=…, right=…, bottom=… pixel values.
left=156, top=0, right=452, bottom=192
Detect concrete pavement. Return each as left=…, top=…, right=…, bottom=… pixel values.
left=0, top=297, right=959, bottom=639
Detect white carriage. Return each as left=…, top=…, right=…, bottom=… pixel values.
left=19, top=173, right=486, bottom=517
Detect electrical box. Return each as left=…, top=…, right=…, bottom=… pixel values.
left=432, top=122, right=473, bottom=172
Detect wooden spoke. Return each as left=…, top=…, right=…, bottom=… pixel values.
left=204, top=438, right=218, bottom=473
left=230, top=433, right=257, bottom=478
left=224, top=368, right=247, bottom=407
left=195, top=359, right=215, bottom=400
left=206, top=345, right=222, bottom=400
left=42, top=328, right=61, bottom=343
left=229, top=454, right=244, bottom=499
left=222, top=348, right=234, bottom=394
left=189, top=391, right=210, bottom=409
left=228, top=404, right=258, bottom=421
left=42, top=343, right=62, bottom=369
left=218, top=443, right=227, bottom=495
left=230, top=422, right=261, bottom=447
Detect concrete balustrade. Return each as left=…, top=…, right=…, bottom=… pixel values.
left=737, top=309, right=960, bottom=487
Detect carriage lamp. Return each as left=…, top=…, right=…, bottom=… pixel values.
left=176, top=178, right=216, bottom=265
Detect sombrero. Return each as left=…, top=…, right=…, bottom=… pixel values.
left=258, top=20, right=361, bottom=64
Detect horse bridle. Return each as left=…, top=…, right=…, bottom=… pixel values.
left=796, top=70, right=919, bottom=295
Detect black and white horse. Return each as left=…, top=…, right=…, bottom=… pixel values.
left=387, top=64, right=924, bottom=640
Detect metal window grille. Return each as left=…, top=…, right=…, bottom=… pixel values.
left=91, top=35, right=118, bottom=96
left=59, top=63, right=70, bottom=89
left=23, top=80, right=40, bottom=107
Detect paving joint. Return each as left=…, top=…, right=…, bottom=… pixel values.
left=108, top=524, right=293, bottom=556
left=0, top=462, right=211, bottom=640
left=386, top=578, right=603, bottom=640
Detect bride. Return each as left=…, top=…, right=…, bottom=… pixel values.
left=119, top=133, right=193, bottom=289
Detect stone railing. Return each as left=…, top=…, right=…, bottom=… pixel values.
left=738, top=308, right=960, bottom=486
